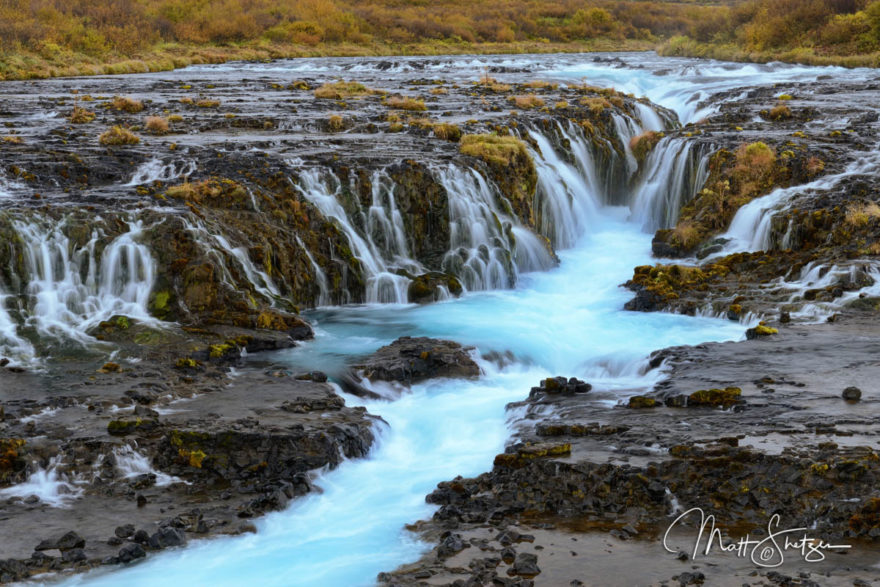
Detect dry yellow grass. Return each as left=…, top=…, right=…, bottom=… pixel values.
left=670, top=221, right=702, bottom=249
left=145, top=116, right=169, bottom=134
left=314, top=81, right=373, bottom=99
left=111, top=96, right=144, bottom=113
left=580, top=96, right=611, bottom=114
left=196, top=99, right=220, bottom=108
left=386, top=95, right=427, bottom=111
left=522, top=80, right=558, bottom=90
left=70, top=105, right=96, bottom=123
left=429, top=87, right=447, bottom=95
left=846, top=202, right=880, bottom=227
left=510, top=94, right=544, bottom=109
left=99, top=126, right=140, bottom=146
left=327, top=114, right=345, bottom=132
left=1, top=135, right=22, bottom=144
left=460, top=134, right=529, bottom=166
left=433, top=123, right=461, bottom=142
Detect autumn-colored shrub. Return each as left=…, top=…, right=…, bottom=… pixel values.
left=386, top=95, right=426, bottom=111
left=314, top=81, right=372, bottom=99
left=111, top=96, right=143, bottom=113
left=99, top=126, right=140, bottom=146
left=145, top=116, right=169, bottom=134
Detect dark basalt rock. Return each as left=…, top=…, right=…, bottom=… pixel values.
left=35, top=531, right=85, bottom=552
left=350, top=336, right=480, bottom=385
left=842, top=386, right=862, bottom=401
left=528, top=376, right=591, bottom=400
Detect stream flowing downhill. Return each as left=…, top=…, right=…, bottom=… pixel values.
left=2, top=53, right=878, bottom=585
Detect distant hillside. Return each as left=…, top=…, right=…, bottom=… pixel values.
left=661, top=0, right=880, bottom=67
left=0, top=0, right=724, bottom=79
left=1, top=1, right=878, bottom=80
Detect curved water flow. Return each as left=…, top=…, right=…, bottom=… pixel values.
left=67, top=209, right=744, bottom=587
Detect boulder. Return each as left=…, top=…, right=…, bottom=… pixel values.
left=350, top=337, right=480, bottom=385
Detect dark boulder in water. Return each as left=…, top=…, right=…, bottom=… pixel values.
left=350, top=336, right=480, bottom=385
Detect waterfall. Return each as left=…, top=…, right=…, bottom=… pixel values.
left=127, top=158, right=197, bottom=186
left=436, top=165, right=544, bottom=291
left=611, top=112, right=641, bottom=177
left=0, top=456, right=83, bottom=508
left=295, top=236, right=332, bottom=307
left=528, top=128, right=603, bottom=248
left=0, top=289, right=36, bottom=366
left=722, top=149, right=880, bottom=254
left=0, top=169, right=25, bottom=199
left=634, top=102, right=667, bottom=132
left=13, top=218, right=158, bottom=343
left=629, top=137, right=710, bottom=231
left=295, top=168, right=413, bottom=304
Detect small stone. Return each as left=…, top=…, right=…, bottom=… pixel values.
left=136, top=494, right=147, bottom=507
left=148, top=527, right=186, bottom=549
left=842, top=386, right=862, bottom=401
left=510, top=552, right=540, bottom=577
left=62, top=548, right=86, bottom=562
left=35, top=531, right=85, bottom=552
left=117, top=543, right=146, bottom=563
left=132, top=529, right=150, bottom=544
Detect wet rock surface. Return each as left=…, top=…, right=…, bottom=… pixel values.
left=383, top=312, right=880, bottom=586
left=349, top=336, right=480, bottom=387
left=0, top=336, right=376, bottom=582
left=627, top=79, right=880, bottom=320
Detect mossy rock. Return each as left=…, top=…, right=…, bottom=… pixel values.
left=107, top=418, right=158, bottom=436
left=688, top=387, right=742, bottom=407
left=628, top=395, right=658, bottom=409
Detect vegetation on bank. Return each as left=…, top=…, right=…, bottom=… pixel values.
left=0, top=0, right=725, bottom=80
left=660, top=0, right=880, bottom=68
left=4, top=1, right=880, bottom=80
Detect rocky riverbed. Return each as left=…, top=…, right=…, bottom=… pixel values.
left=382, top=311, right=880, bottom=586
left=1, top=53, right=880, bottom=585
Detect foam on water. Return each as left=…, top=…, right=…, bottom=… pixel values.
left=0, top=457, right=83, bottom=508
left=67, top=210, right=744, bottom=587
left=114, top=445, right=184, bottom=487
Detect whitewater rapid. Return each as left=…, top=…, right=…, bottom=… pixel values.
left=65, top=209, right=744, bottom=587
left=20, top=51, right=874, bottom=586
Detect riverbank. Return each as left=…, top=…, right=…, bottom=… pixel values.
left=383, top=310, right=880, bottom=586
left=1, top=53, right=879, bottom=585
left=0, top=39, right=656, bottom=81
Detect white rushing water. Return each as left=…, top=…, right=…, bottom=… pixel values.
left=22, top=51, right=877, bottom=586
left=68, top=206, right=745, bottom=586
left=0, top=457, right=83, bottom=508
left=14, top=219, right=159, bottom=343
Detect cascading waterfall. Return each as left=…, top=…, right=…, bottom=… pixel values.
left=295, top=236, right=332, bottom=307
left=294, top=167, right=413, bottom=304
left=127, top=158, right=197, bottom=186
left=721, top=148, right=880, bottom=254
left=634, top=102, right=667, bottom=132
left=529, top=129, right=600, bottom=248
left=629, top=137, right=711, bottom=232
left=13, top=218, right=158, bottom=343
left=0, top=290, right=36, bottom=366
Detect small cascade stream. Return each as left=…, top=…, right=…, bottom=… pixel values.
left=8, top=218, right=159, bottom=347
left=6, top=51, right=879, bottom=586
